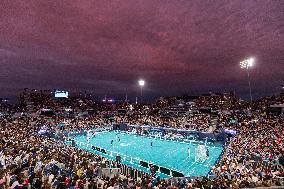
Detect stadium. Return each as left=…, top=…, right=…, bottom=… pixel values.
left=0, top=0, right=283, bottom=188
left=0, top=90, right=283, bottom=188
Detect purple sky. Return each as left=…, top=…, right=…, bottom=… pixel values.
left=0, top=0, right=283, bottom=100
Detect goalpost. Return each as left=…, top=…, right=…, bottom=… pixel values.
left=195, top=144, right=208, bottom=162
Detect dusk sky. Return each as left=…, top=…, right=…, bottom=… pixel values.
left=0, top=0, right=283, bottom=100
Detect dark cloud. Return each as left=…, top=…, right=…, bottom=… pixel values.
left=0, top=0, right=283, bottom=100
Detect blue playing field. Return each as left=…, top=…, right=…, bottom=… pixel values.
left=68, top=130, right=224, bottom=178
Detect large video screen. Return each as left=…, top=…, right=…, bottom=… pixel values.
left=55, top=90, right=69, bottom=98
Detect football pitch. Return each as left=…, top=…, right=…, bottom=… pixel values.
left=69, top=130, right=224, bottom=178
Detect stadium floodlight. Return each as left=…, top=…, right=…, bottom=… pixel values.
left=138, top=80, right=145, bottom=87
left=240, top=58, right=254, bottom=103
left=138, top=79, right=145, bottom=103
left=240, top=58, right=254, bottom=69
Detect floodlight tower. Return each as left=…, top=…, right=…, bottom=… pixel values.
left=240, top=58, right=254, bottom=103
left=138, top=79, right=145, bottom=103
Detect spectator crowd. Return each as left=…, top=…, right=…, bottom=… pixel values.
left=0, top=90, right=283, bottom=188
